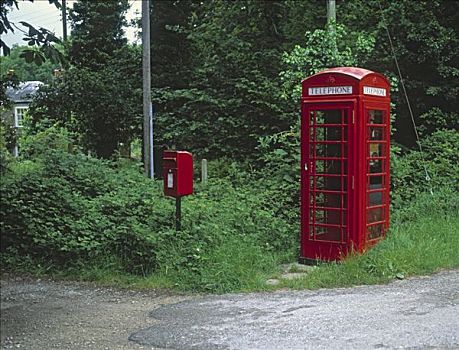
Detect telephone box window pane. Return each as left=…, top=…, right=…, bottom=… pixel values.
left=369, top=143, right=386, bottom=157
left=313, top=126, right=342, bottom=142
left=314, top=193, right=343, bottom=208
left=315, top=160, right=346, bottom=174
left=367, top=223, right=385, bottom=240
left=311, top=191, right=324, bottom=204
left=367, top=189, right=383, bottom=206
left=369, top=159, right=384, bottom=173
left=369, top=175, right=384, bottom=186
left=314, top=176, right=344, bottom=191
left=315, top=143, right=342, bottom=158
left=367, top=207, right=384, bottom=223
left=369, top=127, right=384, bottom=140
left=368, top=110, right=385, bottom=124
left=315, top=225, right=327, bottom=236
left=315, top=110, right=342, bottom=124
left=312, top=208, right=341, bottom=225
left=315, top=226, right=341, bottom=241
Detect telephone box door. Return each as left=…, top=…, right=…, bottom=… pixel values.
left=301, top=102, right=355, bottom=261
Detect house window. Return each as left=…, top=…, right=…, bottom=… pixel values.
left=14, top=106, right=28, bottom=127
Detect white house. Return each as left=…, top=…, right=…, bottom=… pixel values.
left=4, top=81, right=44, bottom=156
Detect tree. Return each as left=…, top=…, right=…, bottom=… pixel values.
left=0, top=0, right=65, bottom=65
left=0, top=45, right=58, bottom=83
left=29, top=0, right=142, bottom=159
left=338, top=0, right=459, bottom=144
left=153, top=0, right=292, bottom=160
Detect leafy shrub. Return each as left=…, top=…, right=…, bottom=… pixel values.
left=391, top=130, right=459, bottom=207
left=1, top=141, right=294, bottom=290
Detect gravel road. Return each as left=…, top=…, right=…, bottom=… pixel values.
left=0, top=275, right=191, bottom=350
left=1, top=270, right=458, bottom=350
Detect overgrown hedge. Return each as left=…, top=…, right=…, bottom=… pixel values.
left=1, top=126, right=457, bottom=292
left=0, top=146, right=296, bottom=291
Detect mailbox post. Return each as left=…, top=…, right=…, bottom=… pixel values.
left=300, top=67, right=391, bottom=263
left=163, top=151, right=193, bottom=231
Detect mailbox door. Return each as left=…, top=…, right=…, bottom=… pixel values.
left=163, top=151, right=178, bottom=197
left=164, top=168, right=178, bottom=196
left=301, top=101, right=356, bottom=261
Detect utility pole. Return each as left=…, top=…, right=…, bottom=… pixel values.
left=326, top=0, right=338, bottom=59
left=326, top=0, right=336, bottom=23
left=142, top=0, right=153, bottom=178
left=62, top=0, right=67, bottom=41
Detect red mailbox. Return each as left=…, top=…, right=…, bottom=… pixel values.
left=300, top=67, right=390, bottom=263
left=163, top=151, right=193, bottom=197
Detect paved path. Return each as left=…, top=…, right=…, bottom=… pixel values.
left=1, top=270, right=458, bottom=349
left=130, top=270, right=459, bottom=350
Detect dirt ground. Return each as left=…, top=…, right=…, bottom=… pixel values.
left=0, top=275, right=192, bottom=350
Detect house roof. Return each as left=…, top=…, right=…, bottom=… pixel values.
left=6, top=81, right=44, bottom=103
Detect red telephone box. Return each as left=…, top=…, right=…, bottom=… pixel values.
left=300, top=67, right=390, bottom=263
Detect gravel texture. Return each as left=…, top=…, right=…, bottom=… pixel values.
left=1, top=270, right=458, bottom=350
left=0, top=275, right=190, bottom=350
left=131, top=270, right=459, bottom=350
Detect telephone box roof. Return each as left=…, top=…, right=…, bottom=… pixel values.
left=303, top=67, right=388, bottom=83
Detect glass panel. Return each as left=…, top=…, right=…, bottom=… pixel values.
left=315, top=160, right=346, bottom=174
left=369, top=159, right=384, bottom=173
left=365, top=109, right=388, bottom=240
left=315, top=143, right=342, bottom=158
left=314, top=176, right=344, bottom=191
left=309, top=225, right=315, bottom=238
left=368, top=110, right=384, bottom=124
left=315, top=226, right=341, bottom=241
left=308, top=108, right=348, bottom=243
left=367, top=207, right=384, bottom=223
left=315, top=110, right=342, bottom=124
left=367, top=223, right=385, bottom=240
left=313, top=126, right=342, bottom=141
left=369, top=174, right=384, bottom=186
left=312, top=208, right=341, bottom=225
left=313, top=192, right=344, bottom=208
left=367, top=190, right=383, bottom=206
left=369, top=126, right=384, bottom=140
left=369, top=143, right=385, bottom=158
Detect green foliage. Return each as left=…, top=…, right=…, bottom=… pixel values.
left=339, top=0, right=458, bottom=145
left=280, top=23, right=375, bottom=102
left=153, top=0, right=291, bottom=160
left=1, top=0, right=65, bottom=65
left=0, top=117, right=14, bottom=173
left=418, top=107, right=458, bottom=136
left=0, top=45, right=58, bottom=83
left=18, top=119, right=73, bottom=158
left=69, top=0, right=129, bottom=68
left=391, top=130, right=459, bottom=207
left=29, top=0, right=142, bottom=159
left=1, top=133, right=293, bottom=291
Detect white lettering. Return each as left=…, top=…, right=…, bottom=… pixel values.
left=309, top=86, right=353, bottom=96
left=363, top=86, right=386, bottom=97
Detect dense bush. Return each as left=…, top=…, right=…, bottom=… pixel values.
left=391, top=130, right=459, bottom=207
left=1, top=138, right=295, bottom=290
